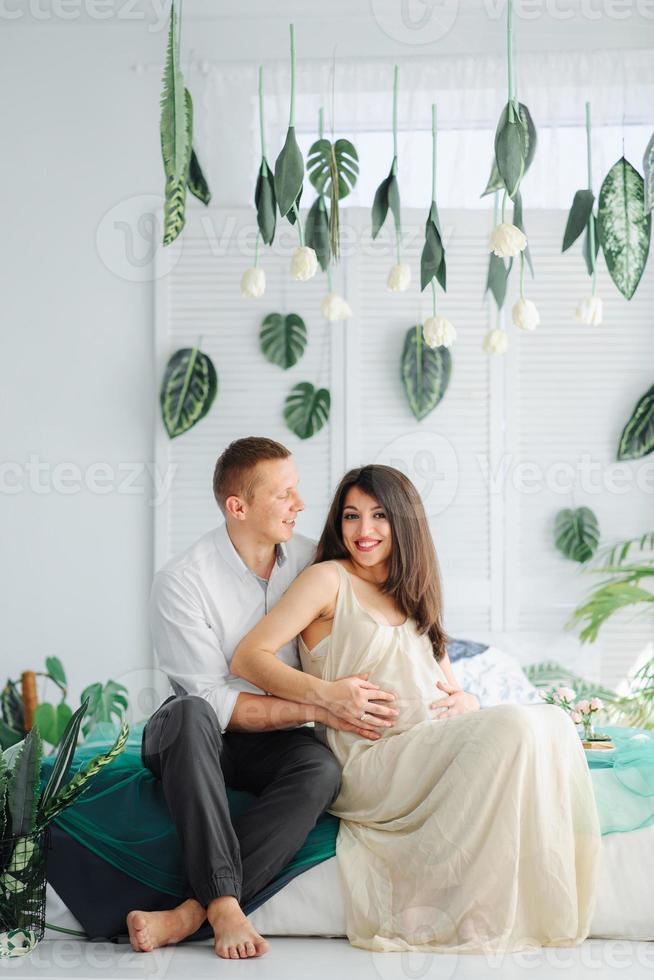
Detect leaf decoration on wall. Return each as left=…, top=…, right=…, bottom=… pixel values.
left=371, top=160, right=400, bottom=239
left=188, top=148, right=211, bottom=206
left=160, top=1, right=190, bottom=246
left=554, top=507, right=600, bottom=563
left=420, top=201, right=446, bottom=292
left=275, top=127, right=304, bottom=221
left=483, top=102, right=537, bottom=199
left=307, top=138, right=358, bottom=260
left=283, top=383, right=330, bottom=440
left=401, top=325, right=452, bottom=422
left=617, top=383, right=654, bottom=461
left=160, top=347, right=218, bottom=439
left=597, top=157, right=652, bottom=300
left=255, top=158, right=276, bottom=245
left=562, top=189, right=595, bottom=252
left=304, top=196, right=330, bottom=271
left=644, top=133, right=654, bottom=215
left=260, top=313, right=307, bottom=370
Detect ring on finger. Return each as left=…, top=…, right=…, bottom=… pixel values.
left=360, top=710, right=367, bottom=722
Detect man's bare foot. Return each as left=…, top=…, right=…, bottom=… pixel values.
left=207, top=896, right=270, bottom=959
left=127, top=899, right=206, bottom=952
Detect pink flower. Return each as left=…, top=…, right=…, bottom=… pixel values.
left=570, top=710, right=582, bottom=724
left=590, top=697, right=603, bottom=711
left=556, top=687, right=576, bottom=704
left=576, top=699, right=591, bottom=714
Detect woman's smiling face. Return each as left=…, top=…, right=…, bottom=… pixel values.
left=341, top=485, right=393, bottom=571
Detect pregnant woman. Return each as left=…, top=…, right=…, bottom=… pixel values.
left=230, top=465, right=601, bottom=954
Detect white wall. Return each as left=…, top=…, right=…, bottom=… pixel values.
left=1, top=1, right=653, bottom=713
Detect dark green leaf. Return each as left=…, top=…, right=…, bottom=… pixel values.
left=371, top=159, right=400, bottom=239
left=510, top=191, right=534, bottom=277
left=598, top=156, right=652, bottom=300
left=495, top=112, right=525, bottom=200
left=160, top=347, right=218, bottom=439
left=562, top=189, right=595, bottom=252
left=485, top=253, right=508, bottom=310
left=1, top=681, right=23, bottom=733
left=159, top=0, right=188, bottom=181
left=644, top=132, right=654, bottom=215
left=401, top=325, right=452, bottom=421
left=7, top=727, right=42, bottom=837
left=254, top=158, right=276, bottom=245
left=80, top=682, right=128, bottom=738
left=617, top=384, right=654, bottom=461
left=188, top=148, right=211, bottom=205
left=0, top=719, right=23, bottom=751
left=481, top=160, right=505, bottom=198
left=285, top=186, right=303, bottom=226
left=37, top=699, right=90, bottom=822
left=274, top=126, right=304, bottom=218
left=420, top=203, right=446, bottom=292
left=304, top=197, right=330, bottom=271
left=260, top=313, right=307, bottom=370
left=307, top=138, right=359, bottom=199
left=387, top=171, right=401, bottom=230
left=554, top=507, right=600, bottom=563
left=283, top=383, right=330, bottom=440
left=583, top=213, right=601, bottom=276
left=45, top=657, right=67, bottom=689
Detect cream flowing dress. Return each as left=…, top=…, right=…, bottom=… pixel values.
left=298, top=561, right=601, bottom=954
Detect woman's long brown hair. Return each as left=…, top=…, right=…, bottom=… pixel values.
left=314, top=465, right=449, bottom=662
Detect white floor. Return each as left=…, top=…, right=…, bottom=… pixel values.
left=4, top=938, right=654, bottom=980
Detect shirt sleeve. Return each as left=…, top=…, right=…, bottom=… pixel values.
left=150, top=570, right=239, bottom=733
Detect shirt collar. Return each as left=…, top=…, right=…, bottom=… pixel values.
left=214, top=523, right=287, bottom=581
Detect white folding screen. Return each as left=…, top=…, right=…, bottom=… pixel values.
left=155, top=206, right=653, bottom=686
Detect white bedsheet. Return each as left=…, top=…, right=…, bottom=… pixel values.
left=45, top=824, right=654, bottom=942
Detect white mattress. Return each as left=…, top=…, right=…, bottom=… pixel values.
left=45, top=823, right=654, bottom=942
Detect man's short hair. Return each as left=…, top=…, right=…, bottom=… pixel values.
left=212, top=437, right=291, bottom=514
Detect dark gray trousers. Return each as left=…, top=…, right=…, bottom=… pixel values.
left=141, top=694, right=341, bottom=908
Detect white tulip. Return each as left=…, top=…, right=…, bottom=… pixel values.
left=240, top=266, right=265, bottom=299
left=291, top=246, right=318, bottom=281
left=422, top=315, right=456, bottom=349
left=489, top=222, right=527, bottom=258
left=321, top=292, right=353, bottom=322
left=387, top=263, right=411, bottom=292
left=575, top=295, right=603, bottom=325
left=512, top=297, right=540, bottom=331
left=482, top=327, right=509, bottom=354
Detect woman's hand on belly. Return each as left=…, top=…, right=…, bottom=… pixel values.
left=430, top=679, right=480, bottom=718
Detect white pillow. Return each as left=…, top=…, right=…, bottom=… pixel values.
left=452, top=645, right=542, bottom=707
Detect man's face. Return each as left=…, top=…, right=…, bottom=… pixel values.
left=245, top=457, right=305, bottom=544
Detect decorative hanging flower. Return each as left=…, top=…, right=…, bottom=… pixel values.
left=512, top=297, right=540, bottom=331
left=291, top=246, right=318, bottom=281
left=240, top=266, right=266, bottom=298
left=575, top=295, right=603, bottom=325
left=387, top=262, right=411, bottom=292
left=321, top=292, right=353, bottom=322
left=482, top=326, right=509, bottom=354
left=489, top=222, right=527, bottom=258
left=423, top=315, right=456, bottom=349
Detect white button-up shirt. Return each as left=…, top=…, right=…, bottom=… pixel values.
left=150, top=523, right=316, bottom=732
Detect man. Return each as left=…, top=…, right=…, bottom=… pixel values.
left=128, top=437, right=399, bottom=960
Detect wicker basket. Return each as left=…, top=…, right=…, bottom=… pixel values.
left=0, top=828, right=49, bottom=956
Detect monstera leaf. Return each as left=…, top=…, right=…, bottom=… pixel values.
left=283, top=383, right=330, bottom=440
left=554, top=507, right=600, bottom=563
left=562, top=190, right=595, bottom=252
left=274, top=126, right=304, bottom=220
left=80, top=681, right=129, bottom=738
left=255, top=158, right=276, bottom=245
left=420, top=202, right=446, bottom=292
left=371, top=160, right=401, bottom=239
left=304, top=197, right=330, bottom=272
left=483, top=102, right=537, bottom=198
left=617, top=383, right=654, bottom=461
left=597, top=157, right=651, bottom=300
left=644, top=132, right=654, bottom=215
left=307, top=139, right=359, bottom=199
left=401, top=326, right=452, bottom=421
left=260, top=313, right=307, bottom=370
left=160, top=347, right=218, bottom=439
left=187, top=148, right=211, bottom=205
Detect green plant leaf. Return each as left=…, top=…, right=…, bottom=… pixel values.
left=255, top=158, right=276, bottom=245
left=562, top=189, right=595, bottom=252
left=274, top=126, right=304, bottom=218
left=554, top=507, right=600, bottom=563
left=37, top=699, right=89, bottom=823
left=45, top=657, right=66, bottom=690
left=33, top=702, right=72, bottom=748
left=80, top=682, right=128, bottom=738
left=569, top=581, right=654, bottom=645
left=187, top=148, right=211, bottom=205
left=304, top=196, right=330, bottom=271
left=644, top=132, right=654, bottom=215
left=597, top=156, right=652, bottom=300
left=617, top=383, right=654, bottom=461
left=159, top=0, right=188, bottom=181
left=7, top=727, right=42, bottom=837
left=283, top=383, right=330, bottom=440
left=285, top=186, right=303, bottom=226
left=2, top=681, right=24, bottom=732
left=307, top=138, right=359, bottom=199
left=420, top=202, right=446, bottom=292
left=401, top=325, right=452, bottom=421
left=162, top=87, right=192, bottom=247
left=0, top=719, right=22, bottom=752
left=485, top=253, right=508, bottom=310
left=583, top=213, right=601, bottom=276
left=487, top=102, right=536, bottom=200
left=371, top=160, right=400, bottom=239
left=260, top=313, right=307, bottom=370
left=481, top=160, right=505, bottom=198
left=160, top=347, right=218, bottom=439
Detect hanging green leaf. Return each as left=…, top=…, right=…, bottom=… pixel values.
left=260, top=313, right=307, bottom=370
left=307, top=139, right=359, bottom=199
left=45, top=657, right=67, bottom=690
left=163, top=88, right=192, bottom=247
left=283, top=383, right=330, bottom=440
left=617, top=384, right=654, bottom=461
left=33, top=702, right=72, bottom=748
left=304, top=196, right=330, bottom=272
left=187, top=148, right=211, bottom=205
left=597, top=157, right=652, bottom=300
left=481, top=161, right=505, bottom=199
left=160, top=347, right=218, bottom=439
left=254, top=158, right=276, bottom=245
left=274, top=127, right=304, bottom=219
left=401, top=326, right=452, bottom=421
left=420, top=202, right=446, bottom=292
left=583, top=213, right=601, bottom=277
left=159, top=0, right=188, bottom=181
left=485, top=253, right=508, bottom=310
left=285, top=186, right=303, bottom=226
left=554, top=507, right=600, bottom=563
left=371, top=160, right=400, bottom=239
left=508, top=191, right=534, bottom=277
left=485, top=102, right=536, bottom=199
left=644, top=132, right=654, bottom=215
left=562, top=190, right=595, bottom=252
